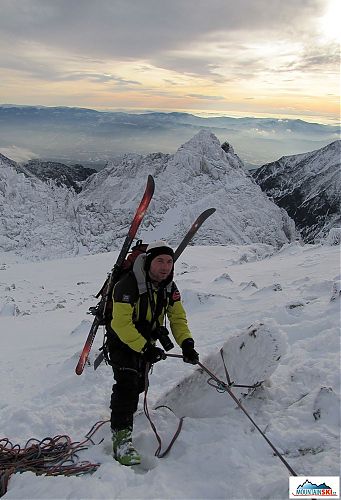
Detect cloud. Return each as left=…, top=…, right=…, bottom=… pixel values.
left=0, top=0, right=338, bottom=123
left=0, top=0, right=327, bottom=72
left=0, top=145, right=39, bottom=162
left=60, top=72, right=141, bottom=86
left=187, top=94, right=224, bottom=101
left=283, top=43, right=340, bottom=72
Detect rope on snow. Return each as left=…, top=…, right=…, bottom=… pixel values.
left=0, top=419, right=109, bottom=498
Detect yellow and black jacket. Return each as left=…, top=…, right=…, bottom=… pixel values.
left=110, top=254, right=192, bottom=352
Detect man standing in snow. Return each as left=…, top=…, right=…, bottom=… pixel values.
left=106, top=241, right=199, bottom=466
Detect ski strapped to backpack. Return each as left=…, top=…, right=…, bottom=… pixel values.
left=93, top=207, right=216, bottom=371
left=75, top=175, right=155, bottom=375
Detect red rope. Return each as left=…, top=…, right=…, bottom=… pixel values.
left=143, top=362, right=184, bottom=458
left=0, top=420, right=109, bottom=497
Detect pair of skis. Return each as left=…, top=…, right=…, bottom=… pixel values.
left=75, top=175, right=215, bottom=375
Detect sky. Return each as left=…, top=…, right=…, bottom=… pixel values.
left=0, top=0, right=340, bottom=124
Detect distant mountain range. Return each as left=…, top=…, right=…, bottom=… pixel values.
left=0, top=130, right=296, bottom=260
left=0, top=104, right=339, bottom=168
left=252, top=140, right=340, bottom=242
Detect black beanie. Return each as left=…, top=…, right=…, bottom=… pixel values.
left=144, top=240, right=174, bottom=272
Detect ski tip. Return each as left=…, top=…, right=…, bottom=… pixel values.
left=196, top=208, right=216, bottom=221
left=147, top=174, right=155, bottom=187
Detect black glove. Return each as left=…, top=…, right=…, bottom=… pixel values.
left=181, top=338, right=199, bottom=364
left=142, top=343, right=166, bottom=364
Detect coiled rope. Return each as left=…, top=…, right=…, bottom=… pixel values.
left=0, top=419, right=109, bottom=497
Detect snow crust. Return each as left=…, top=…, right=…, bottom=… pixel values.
left=0, top=242, right=339, bottom=499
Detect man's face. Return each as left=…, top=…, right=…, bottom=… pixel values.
left=148, top=254, right=173, bottom=283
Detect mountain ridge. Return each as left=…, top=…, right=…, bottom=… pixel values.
left=0, top=104, right=338, bottom=167
left=252, top=140, right=340, bottom=242
left=0, top=130, right=296, bottom=260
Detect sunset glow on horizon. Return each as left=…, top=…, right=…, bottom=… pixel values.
left=0, top=0, right=339, bottom=125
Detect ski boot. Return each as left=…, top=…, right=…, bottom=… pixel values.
left=111, top=427, right=141, bottom=466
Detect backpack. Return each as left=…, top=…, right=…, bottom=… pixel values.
left=96, top=240, right=148, bottom=328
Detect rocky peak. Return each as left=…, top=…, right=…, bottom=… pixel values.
left=252, top=140, right=341, bottom=242
left=23, top=160, right=96, bottom=192
left=79, top=129, right=296, bottom=250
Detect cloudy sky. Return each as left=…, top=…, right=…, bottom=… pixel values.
left=0, top=0, right=339, bottom=123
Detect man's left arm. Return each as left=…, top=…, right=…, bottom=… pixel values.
left=167, top=284, right=193, bottom=347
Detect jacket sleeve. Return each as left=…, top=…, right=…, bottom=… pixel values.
left=110, top=273, right=146, bottom=353
left=111, top=302, right=146, bottom=352
left=167, top=283, right=193, bottom=347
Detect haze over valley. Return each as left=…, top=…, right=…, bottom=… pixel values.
left=0, top=105, right=339, bottom=169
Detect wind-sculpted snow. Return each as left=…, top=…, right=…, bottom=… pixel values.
left=157, top=321, right=287, bottom=418
left=0, top=155, right=82, bottom=259
left=0, top=131, right=296, bottom=260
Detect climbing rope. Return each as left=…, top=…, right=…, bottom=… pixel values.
left=143, top=351, right=263, bottom=460
left=0, top=419, right=109, bottom=498
left=166, top=352, right=298, bottom=477
left=2, top=351, right=297, bottom=497
left=143, top=362, right=185, bottom=458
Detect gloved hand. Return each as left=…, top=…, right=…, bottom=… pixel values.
left=181, top=338, right=199, bottom=364
left=142, top=343, right=166, bottom=363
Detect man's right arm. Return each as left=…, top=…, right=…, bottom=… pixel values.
left=110, top=274, right=146, bottom=353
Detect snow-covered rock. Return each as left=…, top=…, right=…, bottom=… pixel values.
left=0, top=153, right=81, bottom=259
left=78, top=130, right=296, bottom=250
left=0, top=131, right=296, bottom=260
left=252, top=141, right=341, bottom=242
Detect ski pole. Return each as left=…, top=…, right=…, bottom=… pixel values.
left=166, top=353, right=297, bottom=476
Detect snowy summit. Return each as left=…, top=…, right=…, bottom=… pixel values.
left=0, top=130, right=296, bottom=260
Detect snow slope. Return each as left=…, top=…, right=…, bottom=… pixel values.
left=0, top=241, right=339, bottom=499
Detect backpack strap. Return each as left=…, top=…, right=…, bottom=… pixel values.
left=138, top=292, right=149, bottom=324
left=146, top=280, right=168, bottom=329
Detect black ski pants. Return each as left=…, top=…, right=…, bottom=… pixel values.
left=107, top=334, right=148, bottom=431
